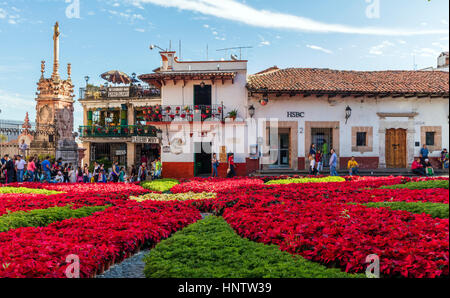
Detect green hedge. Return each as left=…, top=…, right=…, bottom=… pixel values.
left=0, top=187, right=63, bottom=195
left=359, top=202, right=449, bottom=219
left=144, top=216, right=363, bottom=278
left=141, top=179, right=179, bottom=193
left=266, top=176, right=346, bottom=185
left=0, top=206, right=109, bottom=233
left=380, top=180, right=449, bottom=190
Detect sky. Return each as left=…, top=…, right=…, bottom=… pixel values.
left=0, top=0, right=448, bottom=128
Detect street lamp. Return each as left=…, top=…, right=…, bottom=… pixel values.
left=149, top=44, right=167, bottom=52
left=248, top=105, right=256, bottom=118
left=84, top=76, right=90, bottom=87
left=345, top=105, right=352, bottom=124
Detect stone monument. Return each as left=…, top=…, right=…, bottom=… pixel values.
left=30, top=22, right=78, bottom=165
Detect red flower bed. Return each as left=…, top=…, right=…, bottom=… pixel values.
left=0, top=200, right=200, bottom=278
left=3, top=182, right=146, bottom=194
left=223, top=197, right=449, bottom=278
left=171, top=177, right=264, bottom=193
left=0, top=188, right=149, bottom=215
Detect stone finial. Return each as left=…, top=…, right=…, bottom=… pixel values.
left=22, top=112, right=32, bottom=131
left=41, top=61, right=45, bottom=77
left=67, top=63, right=72, bottom=78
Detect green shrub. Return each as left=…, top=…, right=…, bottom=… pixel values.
left=0, top=187, right=63, bottom=195
left=380, top=180, right=449, bottom=190
left=358, top=202, right=449, bottom=219
left=141, top=179, right=179, bottom=193
left=144, top=216, right=363, bottom=278
left=266, top=176, right=346, bottom=185
left=0, top=206, right=109, bottom=233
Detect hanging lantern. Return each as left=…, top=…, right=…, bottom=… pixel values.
left=260, top=95, right=269, bottom=106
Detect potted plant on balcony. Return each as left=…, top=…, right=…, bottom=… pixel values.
left=175, top=106, right=181, bottom=115
left=227, top=109, right=238, bottom=121
left=165, top=106, right=171, bottom=114
left=194, top=105, right=201, bottom=114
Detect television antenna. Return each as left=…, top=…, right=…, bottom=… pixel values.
left=216, top=46, right=253, bottom=60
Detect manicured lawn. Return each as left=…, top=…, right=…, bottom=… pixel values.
left=357, top=202, right=449, bottom=219
left=0, top=205, right=109, bottom=232
left=380, top=180, right=449, bottom=190
left=144, top=216, right=363, bottom=278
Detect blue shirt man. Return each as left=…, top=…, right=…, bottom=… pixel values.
left=420, top=145, right=429, bottom=159
left=41, top=158, right=52, bottom=182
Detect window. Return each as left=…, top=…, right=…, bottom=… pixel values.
left=426, top=132, right=435, bottom=146
left=356, top=132, right=367, bottom=147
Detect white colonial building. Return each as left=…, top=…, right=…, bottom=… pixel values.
left=79, top=50, right=449, bottom=177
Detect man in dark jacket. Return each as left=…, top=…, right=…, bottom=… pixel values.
left=4, top=155, right=15, bottom=183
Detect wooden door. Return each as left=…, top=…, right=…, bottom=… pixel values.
left=385, top=129, right=407, bottom=168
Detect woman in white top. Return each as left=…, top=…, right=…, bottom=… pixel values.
left=68, top=166, right=77, bottom=183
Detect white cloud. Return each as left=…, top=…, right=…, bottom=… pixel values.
left=133, top=0, right=448, bottom=36
left=0, top=8, right=6, bottom=19
left=0, top=89, right=35, bottom=119
left=306, top=44, right=333, bottom=54
left=369, top=40, right=395, bottom=55
left=442, top=19, right=449, bottom=25
left=135, top=28, right=145, bottom=32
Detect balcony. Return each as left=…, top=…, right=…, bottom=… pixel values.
left=135, top=105, right=225, bottom=123
left=79, top=125, right=160, bottom=139
left=79, top=85, right=161, bottom=100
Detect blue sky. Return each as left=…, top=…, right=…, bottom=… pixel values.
left=0, top=0, right=448, bottom=128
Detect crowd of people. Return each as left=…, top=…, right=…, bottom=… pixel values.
left=0, top=154, right=163, bottom=184
left=308, top=143, right=353, bottom=176
left=411, top=145, right=449, bottom=176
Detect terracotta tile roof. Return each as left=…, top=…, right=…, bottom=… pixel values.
left=247, top=68, right=449, bottom=95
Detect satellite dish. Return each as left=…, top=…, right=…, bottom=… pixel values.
left=231, top=54, right=238, bottom=61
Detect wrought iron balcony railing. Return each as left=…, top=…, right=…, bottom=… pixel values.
left=79, top=125, right=160, bottom=138
left=135, top=104, right=225, bottom=123
left=79, top=85, right=161, bottom=100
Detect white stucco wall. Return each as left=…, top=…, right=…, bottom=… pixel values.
left=249, top=95, right=449, bottom=165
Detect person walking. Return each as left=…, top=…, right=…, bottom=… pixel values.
left=112, top=161, right=120, bottom=182
left=329, top=149, right=338, bottom=176
left=41, top=156, right=52, bottom=183
left=4, top=155, right=15, bottom=184
left=68, top=166, right=77, bottom=183
left=15, top=155, right=26, bottom=182
left=322, top=141, right=329, bottom=165
left=315, top=150, right=323, bottom=175
left=27, top=157, right=36, bottom=182
left=227, top=153, right=236, bottom=178
left=83, top=164, right=90, bottom=183
left=130, top=165, right=137, bottom=182
left=19, top=140, right=28, bottom=157
left=138, top=163, right=148, bottom=182
left=212, top=153, right=219, bottom=177
left=155, top=158, right=162, bottom=179
left=76, top=167, right=84, bottom=183
left=118, top=167, right=126, bottom=182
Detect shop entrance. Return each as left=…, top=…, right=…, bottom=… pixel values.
left=269, top=132, right=290, bottom=168
left=311, top=128, right=333, bottom=167
left=194, top=142, right=212, bottom=177
left=136, top=144, right=161, bottom=166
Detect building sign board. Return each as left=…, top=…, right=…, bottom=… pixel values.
left=108, top=87, right=130, bottom=98
left=287, top=112, right=305, bottom=118
left=131, top=136, right=160, bottom=144
left=116, top=150, right=126, bottom=156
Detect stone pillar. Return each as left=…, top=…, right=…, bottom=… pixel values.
left=83, top=141, right=91, bottom=166
left=127, top=142, right=135, bottom=168
left=128, top=105, right=135, bottom=126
